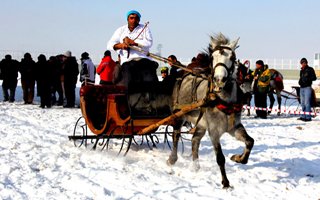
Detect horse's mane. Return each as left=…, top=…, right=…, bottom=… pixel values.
left=199, top=33, right=230, bottom=68
left=208, top=33, right=230, bottom=55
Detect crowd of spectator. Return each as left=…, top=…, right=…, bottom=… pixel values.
left=0, top=51, right=79, bottom=108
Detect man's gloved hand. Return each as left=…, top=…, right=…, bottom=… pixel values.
left=123, top=37, right=137, bottom=46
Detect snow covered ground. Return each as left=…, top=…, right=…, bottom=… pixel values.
left=0, top=80, right=319, bottom=200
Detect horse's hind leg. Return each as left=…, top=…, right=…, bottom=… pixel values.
left=276, top=91, right=282, bottom=115
left=167, top=121, right=183, bottom=165
left=230, top=123, right=254, bottom=164
left=268, top=92, right=275, bottom=115
left=246, top=94, right=252, bottom=116
left=191, top=127, right=206, bottom=171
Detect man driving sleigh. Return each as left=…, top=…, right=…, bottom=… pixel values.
left=107, top=10, right=159, bottom=92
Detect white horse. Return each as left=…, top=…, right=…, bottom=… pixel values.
left=167, top=33, right=254, bottom=188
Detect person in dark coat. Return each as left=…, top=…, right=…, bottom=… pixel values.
left=167, top=55, right=183, bottom=79
left=49, top=55, right=63, bottom=106
left=36, top=54, right=52, bottom=108
left=62, top=51, right=79, bottom=108
left=298, top=58, right=317, bottom=121
left=252, top=60, right=270, bottom=119
left=19, top=53, right=36, bottom=104
left=0, top=55, right=19, bottom=102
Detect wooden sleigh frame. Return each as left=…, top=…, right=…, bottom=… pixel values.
left=68, top=84, right=198, bottom=155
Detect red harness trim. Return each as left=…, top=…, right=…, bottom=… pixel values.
left=216, top=102, right=243, bottom=115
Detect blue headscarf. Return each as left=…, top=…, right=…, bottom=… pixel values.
left=126, top=10, right=141, bottom=19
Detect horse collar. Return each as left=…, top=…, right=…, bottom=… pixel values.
left=216, top=98, right=243, bottom=115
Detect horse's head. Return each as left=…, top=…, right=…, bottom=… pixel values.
left=236, top=60, right=254, bottom=94
left=236, top=60, right=251, bottom=84
left=209, top=33, right=239, bottom=92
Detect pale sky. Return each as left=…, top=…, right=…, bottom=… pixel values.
left=1, top=0, right=319, bottom=64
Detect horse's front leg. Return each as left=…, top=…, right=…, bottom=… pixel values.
left=191, top=127, right=206, bottom=171
left=211, top=138, right=230, bottom=188
left=167, top=124, right=182, bottom=165
left=230, top=123, right=254, bottom=164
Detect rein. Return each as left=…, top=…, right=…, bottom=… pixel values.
left=129, top=46, right=195, bottom=74
left=212, top=46, right=236, bottom=86
left=127, top=22, right=150, bottom=59
left=133, top=21, right=149, bottom=41
left=206, top=46, right=241, bottom=114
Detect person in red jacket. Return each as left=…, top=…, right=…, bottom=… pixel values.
left=97, top=50, right=116, bottom=85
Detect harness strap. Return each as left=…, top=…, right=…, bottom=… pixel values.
left=173, top=78, right=183, bottom=110
left=129, top=93, right=144, bottom=110
left=211, top=46, right=236, bottom=78
left=191, top=76, right=204, bottom=102
left=191, top=76, right=197, bottom=101
left=189, top=106, right=206, bottom=134
left=190, top=76, right=218, bottom=134
left=208, top=75, right=216, bottom=101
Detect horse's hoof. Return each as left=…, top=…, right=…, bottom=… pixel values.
left=191, top=160, right=200, bottom=172
left=230, top=154, right=248, bottom=164
left=166, top=159, right=173, bottom=166
left=167, top=156, right=177, bottom=166
left=277, top=112, right=281, bottom=116
left=222, top=180, right=230, bottom=189
left=230, top=154, right=241, bottom=162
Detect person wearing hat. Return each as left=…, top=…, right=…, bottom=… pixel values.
left=107, top=10, right=158, bottom=89
left=64, top=51, right=72, bottom=58
left=160, top=67, right=169, bottom=79
left=61, top=50, right=79, bottom=108
left=298, top=58, right=317, bottom=121
left=252, top=60, right=270, bottom=119
left=80, top=52, right=96, bottom=85
left=96, top=50, right=116, bottom=85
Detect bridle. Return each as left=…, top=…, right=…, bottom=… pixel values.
left=211, top=46, right=236, bottom=78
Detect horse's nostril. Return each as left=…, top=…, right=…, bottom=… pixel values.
left=222, top=77, right=227, bottom=82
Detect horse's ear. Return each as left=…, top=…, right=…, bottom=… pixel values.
left=230, top=37, right=240, bottom=50
left=210, top=35, right=218, bottom=50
